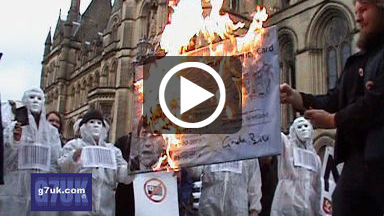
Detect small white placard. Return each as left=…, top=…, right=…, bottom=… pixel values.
left=81, top=146, right=117, bottom=170
left=210, top=161, right=243, bottom=174
left=134, top=171, right=179, bottom=216
left=293, top=147, right=318, bottom=172
left=18, top=143, right=51, bottom=171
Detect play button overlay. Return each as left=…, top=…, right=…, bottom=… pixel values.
left=159, top=62, right=226, bottom=129
left=180, top=76, right=214, bottom=114
left=143, top=56, right=242, bottom=134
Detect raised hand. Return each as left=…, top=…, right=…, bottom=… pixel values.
left=304, top=109, right=336, bottom=129
left=13, top=122, right=22, bottom=142
left=72, top=148, right=83, bottom=162
left=280, top=83, right=305, bottom=111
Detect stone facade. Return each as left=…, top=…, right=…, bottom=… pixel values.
left=42, top=0, right=357, bottom=153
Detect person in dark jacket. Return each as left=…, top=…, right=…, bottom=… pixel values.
left=115, top=134, right=134, bottom=216
left=280, top=1, right=384, bottom=215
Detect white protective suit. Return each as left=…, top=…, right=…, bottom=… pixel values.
left=198, top=159, right=262, bottom=216
left=0, top=88, right=62, bottom=216
left=271, top=117, right=322, bottom=216
left=58, top=112, right=134, bottom=216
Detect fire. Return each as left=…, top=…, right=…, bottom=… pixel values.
left=242, top=77, right=248, bottom=107
left=152, top=134, right=182, bottom=171
left=235, top=6, right=268, bottom=58
left=160, top=1, right=268, bottom=57
left=168, top=0, right=179, bottom=8
left=201, top=0, right=245, bottom=43
left=160, top=0, right=204, bottom=55
left=134, top=79, right=144, bottom=116
left=146, top=0, right=268, bottom=172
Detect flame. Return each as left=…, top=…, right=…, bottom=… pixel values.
left=152, top=134, right=182, bottom=171
left=241, top=76, right=248, bottom=108
left=134, top=79, right=144, bottom=116
left=168, top=0, right=179, bottom=8
left=147, top=0, right=268, bottom=172
left=160, top=0, right=204, bottom=55
left=235, top=6, right=268, bottom=57
left=201, top=0, right=245, bottom=43
left=160, top=1, right=268, bottom=57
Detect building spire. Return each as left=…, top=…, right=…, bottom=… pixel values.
left=53, top=10, right=62, bottom=40
left=45, top=28, right=52, bottom=45
left=67, top=0, right=81, bottom=22
left=44, top=28, right=52, bottom=57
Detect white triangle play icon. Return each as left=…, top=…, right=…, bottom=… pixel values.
left=180, top=76, right=214, bottom=115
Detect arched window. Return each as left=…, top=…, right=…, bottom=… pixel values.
left=140, top=2, right=157, bottom=39
left=67, top=86, right=75, bottom=112
left=279, top=31, right=296, bottom=132
left=81, top=80, right=87, bottom=105
left=112, top=24, right=119, bottom=42
left=94, top=71, right=100, bottom=88
left=88, top=75, right=94, bottom=91
left=109, top=61, right=117, bottom=87
left=52, top=65, right=56, bottom=84
left=75, top=83, right=81, bottom=108
left=140, top=5, right=151, bottom=38
left=327, top=48, right=338, bottom=89
left=111, top=16, right=120, bottom=42
left=101, top=66, right=109, bottom=87
left=323, top=17, right=351, bottom=89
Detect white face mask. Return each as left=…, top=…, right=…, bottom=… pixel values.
left=85, top=119, right=103, bottom=140
left=25, top=92, right=44, bottom=114
left=294, top=119, right=313, bottom=142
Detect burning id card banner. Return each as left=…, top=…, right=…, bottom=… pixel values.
left=130, top=26, right=281, bottom=172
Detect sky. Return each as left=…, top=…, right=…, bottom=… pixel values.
left=0, top=0, right=114, bottom=102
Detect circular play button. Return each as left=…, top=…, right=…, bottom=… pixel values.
left=159, top=62, right=226, bottom=129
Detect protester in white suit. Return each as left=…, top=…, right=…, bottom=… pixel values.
left=0, top=88, right=61, bottom=216
left=271, top=117, right=322, bottom=216
left=198, top=159, right=262, bottom=216
left=58, top=109, right=134, bottom=216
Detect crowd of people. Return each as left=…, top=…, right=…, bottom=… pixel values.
left=0, top=0, right=383, bottom=215
left=0, top=88, right=323, bottom=215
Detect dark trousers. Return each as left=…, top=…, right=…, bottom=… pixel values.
left=115, top=183, right=134, bottom=216
left=333, top=156, right=384, bottom=216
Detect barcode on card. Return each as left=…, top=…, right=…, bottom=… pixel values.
left=81, top=146, right=117, bottom=170
left=210, top=161, right=243, bottom=174
left=293, top=147, right=318, bottom=172
left=18, top=144, right=51, bottom=171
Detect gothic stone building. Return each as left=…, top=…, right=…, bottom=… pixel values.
left=41, top=0, right=358, bottom=156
